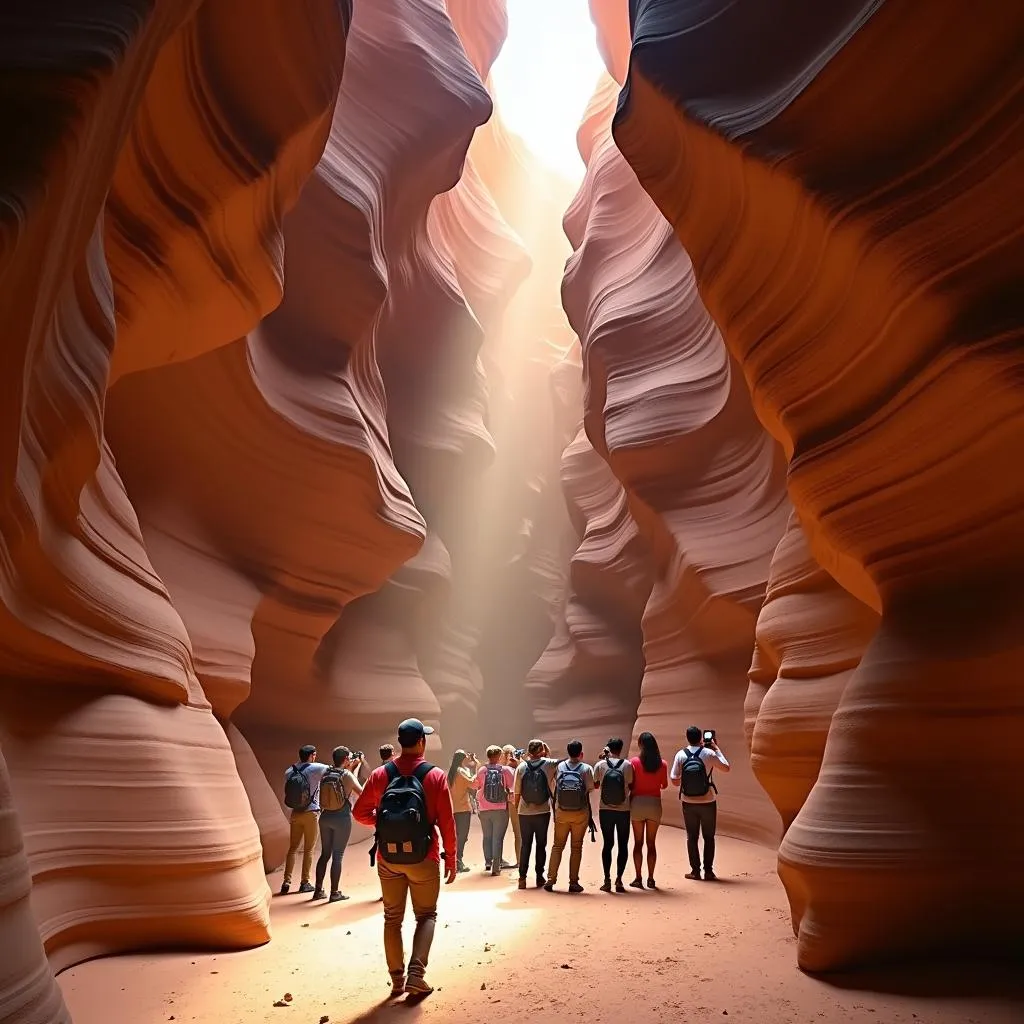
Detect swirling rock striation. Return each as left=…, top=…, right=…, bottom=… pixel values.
left=616, top=0, right=1024, bottom=970
left=0, top=0, right=351, bottom=999
left=563, top=70, right=788, bottom=842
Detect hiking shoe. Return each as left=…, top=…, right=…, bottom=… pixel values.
left=685, top=871, right=702, bottom=881
left=457, top=862, right=470, bottom=874
left=629, top=878, right=644, bottom=889
left=535, top=874, right=546, bottom=888
left=311, top=889, right=327, bottom=901
left=646, top=878, right=657, bottom=890
left=490, top=865, right=501, bottom=877
left=297, top=881, right=315, bottom=894
left=615, top=879, right=626, bottom=893
left=277, top=882, right=290, bottom=896
left=405, top=974, right=434, bottom=997
left=499, top=860, right=516, bottom=870
left=543, top=881, right=555, bottom=892
left=600, top=880, right=612, bottom=892
left=568, top=882, right=584, bottom=893
left=704, top=871, right=718, bottom=882
left=517, top=878, right=527, bottom=890
left=329, top=891, right=349, bottom=903
left=484, top=862, right=491, bottom=872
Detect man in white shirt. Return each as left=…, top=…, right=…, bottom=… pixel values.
left=670, top=725, right=731, bottom=881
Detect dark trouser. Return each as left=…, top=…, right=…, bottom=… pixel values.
left=454, top=811, right=472, bottom=866
left=314, top=809, right=352, bottom=893
left=682, top=801, right=717, bottom=874
left=599, top=809, right=630, bottom=881
left=518, top=811, right=551, bottom=879
left=479, top=809, right=510, bottom=866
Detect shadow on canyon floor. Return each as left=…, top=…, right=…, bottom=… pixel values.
left=59, top=829, right=1024, bottom=1024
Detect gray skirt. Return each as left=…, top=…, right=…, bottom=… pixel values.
left=630, top=796, right=663, bottom=823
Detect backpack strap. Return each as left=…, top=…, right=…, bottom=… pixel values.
left=412, top=761, right=434, bottom=783
left=383, top=760, right=400, bottom=784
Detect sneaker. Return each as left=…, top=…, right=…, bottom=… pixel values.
left=535, top=874, right=546, bottom=888
left=685, top=871, right=702, bottom=881
left=484, top=862, right=491, bottom=872
left=499, top=860, right=516, bottom=870
left=311, top=889, right=327, bottom=901
left=646, top=878, right=657, bottom=890
left=543, top=881, right=555, bottom=892
left=405, top=974, right=434, bottom=997
left=704, top=871, right=718, bottom=882
left=457, top=863, right=470, bottom=874
left=629, top=878, right=644, bottom=889
left=600, top=880, right=612, bottom=892
left=277, top=882, right=291, bottom=896
left=517, top=878, right=527, bottom=890
left=297, top=881, right=315, bottom=894
left=615, top=879, right=626, bottom=893
left=568, top=882, right=584, bottom=893
left=490, top=865, right=501, bottom=877
left=329, top=891, right=349, bottom=903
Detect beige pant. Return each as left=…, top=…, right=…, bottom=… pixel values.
left=284, top=810, right=319, bottom=885
left=509, top=801, right=522, bottom=863
left=378, top=858, right=441, bottom=977
left=547, top=808, right=590, bottom=885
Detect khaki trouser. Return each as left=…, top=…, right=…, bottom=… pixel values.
left=378, top=858, right=441, bottom=977
left=509, top=800, right=522, bottom=863
left=547, top=808, right=589, bottom=885
left=284, top=810, right=319, bottom=885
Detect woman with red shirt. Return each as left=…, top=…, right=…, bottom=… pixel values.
left=629, top=731, right=668, bottom=889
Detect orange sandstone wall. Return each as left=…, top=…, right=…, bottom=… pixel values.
left=615, top=0, right=1024, bottom=971
left=0, top=0, right=348, bottom=1008
left=563, top=68, right=789, bottom=843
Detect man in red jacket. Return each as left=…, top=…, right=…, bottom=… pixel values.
left=354, top=719, right=457, bottom=998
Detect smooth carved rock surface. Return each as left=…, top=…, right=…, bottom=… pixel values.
left=564, top=72, right=788, bottom=843
left=0, top=0, right=351, bottom=1005
left=746, top=512, right=879, bottom=833
left=616, top=0, right=1024, bottom=970
left=526, top=409, right=653, bottom=759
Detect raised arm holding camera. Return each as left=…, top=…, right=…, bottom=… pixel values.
left=669, top=725, right=731, bottom=882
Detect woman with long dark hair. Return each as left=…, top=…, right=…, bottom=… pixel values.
left=448, top=749, right=475, bottom=872
left=628, top=731, right=668, bottom=889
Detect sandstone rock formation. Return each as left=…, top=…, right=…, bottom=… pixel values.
left=746, top=512, right=879, bottom=832
left=616, top=0, right=1024, bottom=970
left=563, top=66, right=789, bottom=842
left=0, top=0, right=351, bottom=1006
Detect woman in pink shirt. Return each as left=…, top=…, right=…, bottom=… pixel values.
left=471, top=745, right=516, bottom=876
left=629, top=732, right=668, bottom=889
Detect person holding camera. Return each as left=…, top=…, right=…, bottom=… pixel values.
left=312, top=746, right=363, bottom=902
left=502, top=744, right=523, bottom=865
left=670, top=725, right=731, bottom=881
left=446, top=749, right=476, bottom=873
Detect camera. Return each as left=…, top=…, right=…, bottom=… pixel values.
left=354, top=750, right=364, bottom=760
left=702, top=730, right=716, bottom=746
left=514, top=748, right=525, bottom=758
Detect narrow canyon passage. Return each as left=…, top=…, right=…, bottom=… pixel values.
left=1, top=1, right=1022, bottom=1023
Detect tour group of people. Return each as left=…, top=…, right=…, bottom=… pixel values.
left=278, top=719, right=730, bottom=998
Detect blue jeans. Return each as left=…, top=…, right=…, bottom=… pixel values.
left=479, top=809, right=509, bottom=867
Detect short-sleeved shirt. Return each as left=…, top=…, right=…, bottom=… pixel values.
left=553, top=759, right=595, bottom=817
left=474, top=763, right=515, bottom=811
left=283, top=762, right=331, bottom=813
left=450, top=766, right=475, bottom=813
left=629, top=757, right=668, bottom=799
left=593, top=756, right=634, bottom=811
left=514, top=757, right=558, bottom=815
left=670, top=746, right=729, bottom=804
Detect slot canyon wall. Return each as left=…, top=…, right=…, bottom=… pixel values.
left=613, top=0, right=1024, bottom=973
left=2, top=0, right=1021, bottom=1012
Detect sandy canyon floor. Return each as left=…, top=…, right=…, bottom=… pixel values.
left=60, top=826, right=1022, bottom=1024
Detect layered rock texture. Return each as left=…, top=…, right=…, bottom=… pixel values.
left=615, top=0, right=1024, bottom=972
left=558, top=62, right=789, bottom=842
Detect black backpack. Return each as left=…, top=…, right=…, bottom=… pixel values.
left=600, top=757, right=627, bottom=805
left=483, top=764, right=507, bottom=804
left=284, top=763, right=312, bottom=810
left=555, top=761, right=587, bottom=811
left=521, top=759, right=551, bottom=805
left=375, top=761, right=434, bottom=864
left=680, top=748, right=711, bottom=798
